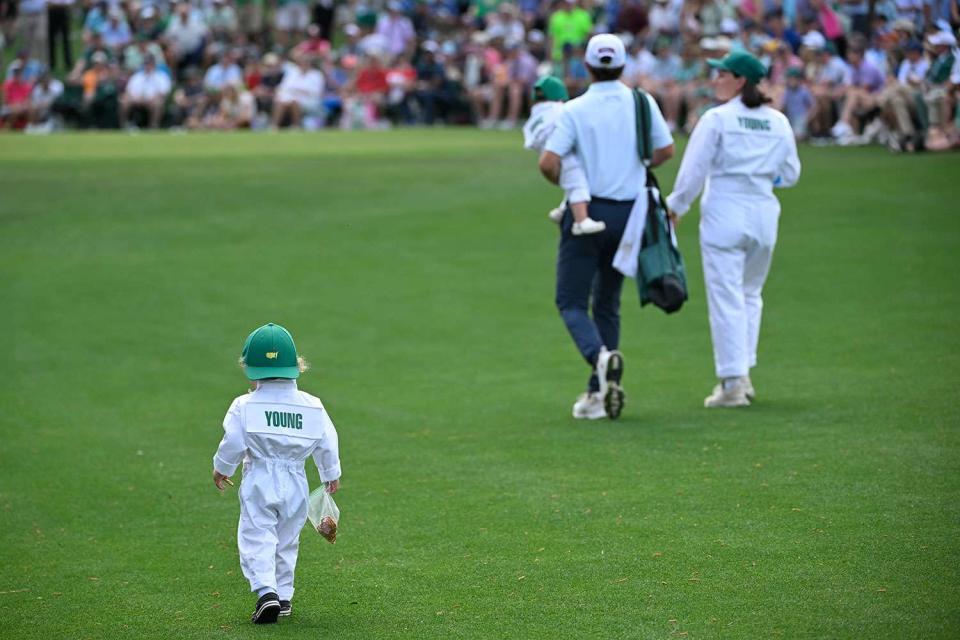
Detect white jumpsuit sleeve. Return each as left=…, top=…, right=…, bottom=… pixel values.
left=775, top=125, right=801, bottom=189
left=213, top=398, right=246, bottom=477
left=311, top=411, right=341, bottom=482
left=665, top=110, right=721, bottom=217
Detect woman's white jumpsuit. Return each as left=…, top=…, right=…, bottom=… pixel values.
left=666, top=96, right=801, bottom=379
left=213, top=379, right=341, bottom=601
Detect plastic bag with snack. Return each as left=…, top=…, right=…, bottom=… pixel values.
left=307, top=485, right=340, bottom=544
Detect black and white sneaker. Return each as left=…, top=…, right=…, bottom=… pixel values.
left=251, top=593, right=281, bottom=624
left=596, top=348, right=625, bottom=420
left=279, top=600, right=292, bottom=617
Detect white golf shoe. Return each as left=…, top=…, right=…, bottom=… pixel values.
left=547, top=206, right=564, bottom=224
left=572, top=392, right=607, bottom=419
left=572, top=217, right=606, bottom=236
left=704, top=378, right=751, bottom=408
left=596, top=348, right=625, bottom=419
left=743, top=376, right=755, bottom=401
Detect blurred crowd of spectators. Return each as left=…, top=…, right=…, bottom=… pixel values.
left=1, top=0, right=958, bottom=150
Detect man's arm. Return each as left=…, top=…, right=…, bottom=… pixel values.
left=650, top=143, right=674, bottom=168
left=539, top=150, right=562, bottom=185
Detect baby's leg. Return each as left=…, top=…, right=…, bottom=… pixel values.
left=570, top=200, right=590, bottom=223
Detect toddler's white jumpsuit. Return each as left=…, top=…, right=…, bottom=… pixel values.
left=213, top=379, right=341, bottom=601
left=523, top=101, right=591, bottom=205
left=667, top=96, right=801, bottom=379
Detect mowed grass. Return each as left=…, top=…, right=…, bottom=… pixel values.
left=0, top=130, right=957, bottom=640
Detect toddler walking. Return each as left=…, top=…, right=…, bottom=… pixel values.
left=212, top=322, right=342, bottom=624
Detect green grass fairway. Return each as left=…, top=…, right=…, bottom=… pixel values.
left=1, top=130, right=958, bottom=639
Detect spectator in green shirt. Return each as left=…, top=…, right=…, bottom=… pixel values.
left=548, top=0, right=593, bottom=62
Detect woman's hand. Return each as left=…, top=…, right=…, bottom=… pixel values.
left=326, top=479, right=340, bottom=494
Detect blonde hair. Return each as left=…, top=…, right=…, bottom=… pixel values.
left=237, top=355, right=311, bottom=374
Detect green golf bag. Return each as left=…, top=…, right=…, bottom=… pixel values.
left=633, top=88, right=688, bottom=314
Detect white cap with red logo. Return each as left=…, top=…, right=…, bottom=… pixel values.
left=585, top=34, right=626, bottom=69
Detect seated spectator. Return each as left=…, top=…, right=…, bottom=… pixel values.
left=82, top=0, right=110, bottom=45
left=356, top=11, right=388, bottom=57
left=80, top=51, right=120, bottom=127
left=120, top=54, right=171, bottom=129
left=101, top=9, right=133, bottom=55
left=251, top=52, right=284, bottom=114
left=376, top=1, right=416, bottom=58
left=415, top=41, right=451, bottom=125
left=645, top=38, right=682, bottom=128
left=271, top=54, right=324, bottom=128
left=765, top=9, right=801, bottom=54
left=136, top=6, right=165, bottom=41
left=385, top=53, right=416, bottom=124
left=2, top=60, right=33, bottom=129
left=123, top=35, right=167, bottom=76
left=206, top=0, right=239, bottom=41
left=27, top=70, right=63, bottom=131
left=204, top=50, right=243, bottom=109
left=879, top=38, right=927, bottom=151
left=923, top=30, right=958, bottom=150
left=347, top=53, right=390, bottom=127
left=6, top=49, right=43, bottom=82
left=780, top=66, right=816, bottom=139
left=274, top=0, right=310, bottom=47
left=623, top=37, right=656, bottom=88
left=164, top=1, right=209, bottom=72
left=320, top=52, right=350, bottom=126
left=697, top=1, right=736, bottom=38
left=485, top=3, right=525, bottom=48
left=173, top=67, right=207, bottom=128
left=803, top=33, right=849, bottom=138
left=293, top=23, right=331, bottom=59
left=560, top=43, right=589, bottom=99
left=205, top=82, right=255, bottom=129
left=831, top=39, right=885, bottom=143
left=666, top=44, right=708, bottom=133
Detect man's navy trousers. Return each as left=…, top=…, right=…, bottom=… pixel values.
left=555, top=197, right=634, bottom=392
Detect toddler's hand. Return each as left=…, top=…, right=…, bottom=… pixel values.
left=326, top=479, right=340, bottom=494
left=213, top=470, right=234, bottom=492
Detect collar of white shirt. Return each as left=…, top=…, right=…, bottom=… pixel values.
left=585, top=80, right=626, bottom=95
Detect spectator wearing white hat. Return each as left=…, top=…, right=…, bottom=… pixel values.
left=119, top=53, right=170, bottom=129
left=539, top=33, right=674, bottom=420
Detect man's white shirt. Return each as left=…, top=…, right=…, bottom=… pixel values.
left=276, top=63, right=324, bottom=108
left=126, top=69, right=172, bottom=101
left=544, top=80, right=673, bottom=201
